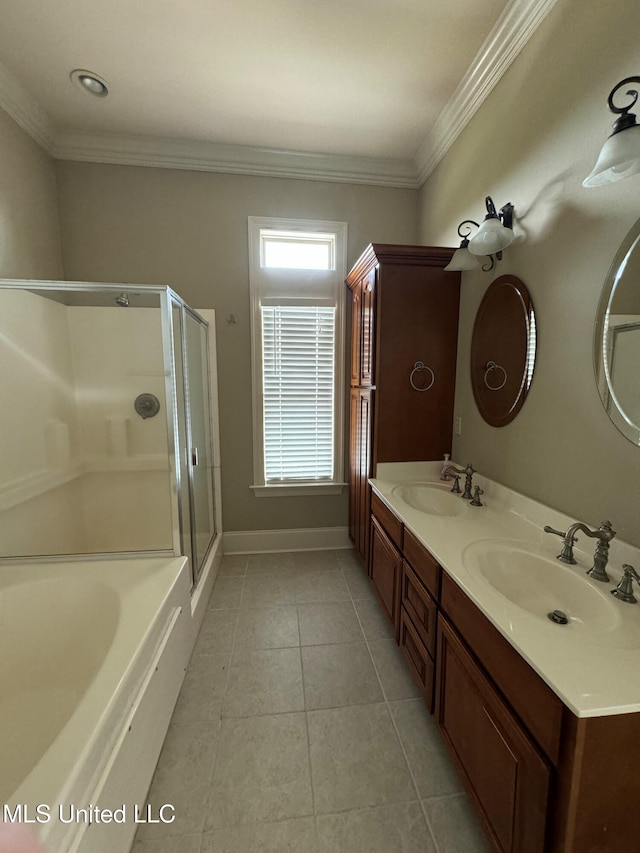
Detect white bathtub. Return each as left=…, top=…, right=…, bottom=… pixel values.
left=1, top=556, right=193, bottom=853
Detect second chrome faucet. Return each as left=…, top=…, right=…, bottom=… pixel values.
left=543, top=520, right=616, bottom=581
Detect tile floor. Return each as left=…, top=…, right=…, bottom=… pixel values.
left=133, top=549, right=490, bottom=853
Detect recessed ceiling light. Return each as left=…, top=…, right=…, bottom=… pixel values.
left=70, top=69, right=109, bottom=98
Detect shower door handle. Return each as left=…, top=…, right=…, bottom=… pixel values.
left=191, top=447, right=199, bottom=466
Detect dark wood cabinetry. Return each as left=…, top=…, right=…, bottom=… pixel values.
left=369, top=495, right=441, bottom=710
left=436, top=616, right=551, bottom=853
left=436, top=570, right=640, bottom=853
left=369, top=516, right=402, bottom=631
left=346, top=244, right=460, bottom=562
left=368, top=488, right=640, bottom=853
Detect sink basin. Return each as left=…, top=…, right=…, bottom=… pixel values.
left=462, top=540, right=620, bottom=631
left=391, top=482, right=467, bottom=517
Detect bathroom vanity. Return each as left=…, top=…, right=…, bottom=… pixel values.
left=369, top=462, right=640, bottom=853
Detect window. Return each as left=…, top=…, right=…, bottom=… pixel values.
left=248, top=217, right=348, bottom=496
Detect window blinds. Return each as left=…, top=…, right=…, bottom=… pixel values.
left=262, top=305, right=336, bottom=482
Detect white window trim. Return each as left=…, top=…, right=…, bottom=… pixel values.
left=248, top=216, right=348, bottom=497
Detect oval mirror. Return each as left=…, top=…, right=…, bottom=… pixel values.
left=470, top=275, right=536, bottom=427
left=594, top=217, right=640, bottom=445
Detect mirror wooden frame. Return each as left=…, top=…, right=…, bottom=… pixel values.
left=470, top=275, right=536, bottom=427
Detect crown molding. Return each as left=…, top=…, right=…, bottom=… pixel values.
left=53, top=130, right=419, bottom=188
left=415, top=0, right=560, bottom=185
left=0, top=0, right=557, bottom=189
left=0, top=60, right=55, bottom=152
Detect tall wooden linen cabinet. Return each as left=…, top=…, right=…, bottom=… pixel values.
left=346, top=244, right=460, bottom=564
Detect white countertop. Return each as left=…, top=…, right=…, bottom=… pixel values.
left=370, top=461, right=640, bottom=718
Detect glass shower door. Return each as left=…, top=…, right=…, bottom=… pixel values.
left=184, top=309, right=216, bottom=583
left=170, top=299, right=194, bottom=574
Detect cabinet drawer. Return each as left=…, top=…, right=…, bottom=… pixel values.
left=399, top=607, right=435, bottom=711
left=402, top=527, right=440, bottom=600
left=441, top=573, right=563, bottom=765
left=371, top=491, right=403, bottom=550
left=401, top=559, right=437, bottom=657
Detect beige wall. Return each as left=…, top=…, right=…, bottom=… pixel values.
left=55, top=165, right=419, bottom=532
left=0, top=109, right=63, bottom=279
left=418, top=0, right=640, bottom=546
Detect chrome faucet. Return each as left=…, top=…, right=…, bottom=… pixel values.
left=443, top=463, right=475, bottom=500
left=543, top=520, right=616, bottom=581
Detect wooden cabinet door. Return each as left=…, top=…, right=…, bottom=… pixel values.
left=348, top=269, right=375, bottom=388
left=360, top=270, right=376, bottom=385
left=350, top=280, right=362, bottom=387
left=348, top=388, right=373, bottom=563
left=369, top=516, right=401, bottom=633
left=436, top=617, right=550, bottom=853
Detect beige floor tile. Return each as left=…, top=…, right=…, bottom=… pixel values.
left=234, top=605, right=299, bottom=649
left=223, top=647, right=304, bottom=717
left=301, top=642, right=383, bottom=710
left=241, top=574, right=297, bottom=608
left=202, top=816, right=317, bottom=853
left=247, top=550, right=340, bottom=576
left=132, top=835, right=202, bottom=852
left=422, top=794, right=491, bottom=853
left=246, top=553, right=299, bottom=577
left=335, top=549, right=365, bottom=571
left=343, top=567, right=376, bottom=600
left=205, top=713, right=313, bottom=831
left=297, top=601, right=363, bottom=646
left=291, top=550, right=341, bottom=572
left=316, top=802, right=436, bottom=853
left=294, top=570, right=351, bottom=603
left=208, top=577, right=244, bottom=610
left=308, top=703, right=416, bottom=814
left=170, top=654, right=230, bottom=725
left=136, top=722, right=218, bottom=840
left=354, top=598, right=394, bottom=640
left=368, top=639, right=421, bottom=700
left=390, top=700, right=464, bottom=797
left=219, top=555, right=248, bottom=577
left=192, top=609, right=239, bottom=656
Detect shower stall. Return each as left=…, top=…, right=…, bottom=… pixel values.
left=0, top=280, right=220, bottom=589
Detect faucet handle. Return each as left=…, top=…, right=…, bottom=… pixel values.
left=543, top=525, right=577, bottom=564
left=449, top=474, right=461, bottom=494
left=543, top=525, right=566, bottom=540
left=470, top=486, right=484, bottom=507
left=611, top=564, right=640, bottom=604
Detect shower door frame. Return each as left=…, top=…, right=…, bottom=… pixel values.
left=165, top=292, right=217, bottom=589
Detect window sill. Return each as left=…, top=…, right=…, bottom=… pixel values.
left=250, top=482, right=347, bottom=498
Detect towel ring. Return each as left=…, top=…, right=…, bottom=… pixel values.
left=484, top=361, right=507, bottom=391
left=410, top=361, right=435, bottom=391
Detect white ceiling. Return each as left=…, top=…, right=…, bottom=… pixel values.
left=0, top=0, right=557, bottom=186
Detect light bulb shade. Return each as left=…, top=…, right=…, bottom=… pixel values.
left=444, top=246, right=480, bottom=271
left=582, top=123, right=640, bottom=187
left=468, top=217, right=514, bottom=255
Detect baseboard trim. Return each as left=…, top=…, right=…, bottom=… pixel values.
left=223, top=526, right=351, bottom=554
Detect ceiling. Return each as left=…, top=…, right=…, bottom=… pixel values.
left=0, top=0, right=557, bottom=186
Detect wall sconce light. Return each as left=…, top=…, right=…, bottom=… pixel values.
left=583, top=76, right=640, bottom=187
left=444, top=221, right=482, bottom=271
left=445, top=196, right=515, bottom=272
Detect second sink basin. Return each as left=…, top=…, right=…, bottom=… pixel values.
left=462, top=540, right=620, bottom=631
left=391, top=482, right=467, bottom=517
